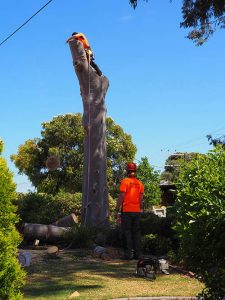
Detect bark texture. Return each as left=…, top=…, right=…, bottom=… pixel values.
left=68, top=39, right=109, bottom=226
left=23, top=223, right=68, bottom=243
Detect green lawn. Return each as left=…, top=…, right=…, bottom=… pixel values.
left=23, top=250, right=204, bottom=300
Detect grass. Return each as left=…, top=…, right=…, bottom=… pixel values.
left=23, top=249, right=204, bottom=300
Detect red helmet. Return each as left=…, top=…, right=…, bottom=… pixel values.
left=127, top=162, right=137, bottom=171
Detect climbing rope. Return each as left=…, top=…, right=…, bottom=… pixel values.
left=84, top=52, right=92, bottom=225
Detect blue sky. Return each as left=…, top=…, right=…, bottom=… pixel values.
left=1, top=0, right=224, bottom=192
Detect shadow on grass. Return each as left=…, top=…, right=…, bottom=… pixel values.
left=70, top=256, right=138, bottom=278
left=22, top=250, right=205, bottom=300
left=28, top=253, right=137, bottom=279
left=23, top=253, right=135, bottom=298
left=23, top=281, right=102, bottom=298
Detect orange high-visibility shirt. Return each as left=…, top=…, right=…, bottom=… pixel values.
left=73, top=33, right=90, bottom=49
left=120, top=177, right=144, bottom=212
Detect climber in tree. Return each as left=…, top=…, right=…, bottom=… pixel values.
left=67, top=32, right=102, bottom=76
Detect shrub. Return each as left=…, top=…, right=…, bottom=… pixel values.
left=140, top=212, right=171, bottom=237
left=141, top=233, right=172, bottom=256
left=53, top=191, right=82, bottom=218
left=16, top=191, right=82, bottom=224
left=105, top=226, right=123, bottom=248
left=0, top=140, right=25, bottom=299
left=139, top=209, right=180, bottom=257
left=108, top=194, right=117, bottom=223
left=16, top=192, right=55, bottom=224
left=175, top=146, right=225, bottom=299
left=64, top=225, right=97, bottom=248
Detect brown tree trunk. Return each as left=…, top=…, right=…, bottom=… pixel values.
left=68, top=39, right=109, bottom=227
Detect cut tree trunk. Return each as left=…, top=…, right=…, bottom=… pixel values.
left=23, top=223, right=68, bottom=243
left=52, top=213, right=78, bottom=227
left=68, top=39, right=109, bottom=227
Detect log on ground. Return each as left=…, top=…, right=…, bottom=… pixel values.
left=52, top=213, right=78, bottom=227
left=23, top=223, right=69, bottom=243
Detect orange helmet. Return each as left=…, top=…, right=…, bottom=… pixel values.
left=127, top=162, right=137, bottom=171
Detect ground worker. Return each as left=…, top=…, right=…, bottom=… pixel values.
left=115, top=163, right=144, bottom=260
left=66, top=32, right=102, bottom=76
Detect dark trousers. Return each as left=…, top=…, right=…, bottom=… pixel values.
left=85, top=50, right=102, bottom=76
left=121, top=212, right=141, bottom=258
left=90, top=60, right=102, bottom=76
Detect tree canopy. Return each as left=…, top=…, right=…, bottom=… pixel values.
left=11, top=114, right=136, bottom=196
left=129, top=0, right=225, bottom=45
left=207, top=134, right=225, bottom=147
left=160, top=152, right=198, bottom=183
left=175, top=146, right=225, bottom=299
left=136, top=156, right=161, bottom=209
left=0, top=140, right=25, bottom=299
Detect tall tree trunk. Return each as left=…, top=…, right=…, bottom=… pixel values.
left=68, top=39, right=109, bottom=226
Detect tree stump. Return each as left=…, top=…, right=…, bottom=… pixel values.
left=47, top=246, right=59, bottom=259
left=68, top=39, right=109, bottom=226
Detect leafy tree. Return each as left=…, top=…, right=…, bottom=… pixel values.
left=207, top=134, right=225, bottom=147
left=136, top=156, right=161, bottom=209
left=106, top=117, right=137, bottom=198
left=11, top=114, right=83, bottom=194
left=0, top=139, right=25, bottom=299
left=175, top=146, right=225, bottom=299
left=129, top=0, right=225, bottom=45
left=11, top=114, right=136, bottom=196
left=160, top=152, right=197, bottom=183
